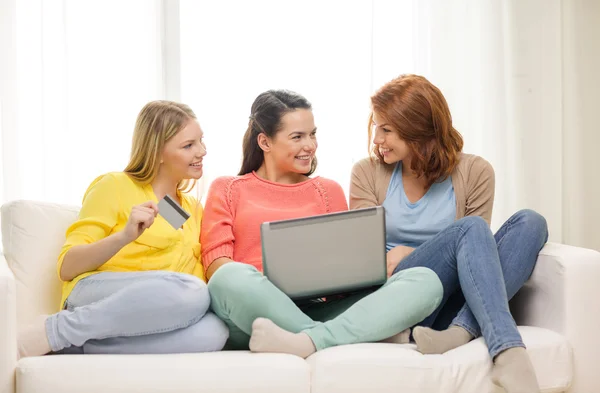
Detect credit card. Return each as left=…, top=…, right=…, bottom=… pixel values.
left=157, top=194, right=190, bottom=229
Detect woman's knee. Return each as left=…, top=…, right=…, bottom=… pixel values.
left=457, top=215, right=488, bottom=231
left=396, top=267, right=444, bottom=305
left=417, top=267, right=444, bottom=301
left=159, top=273, right=210, bottom=320
left=207, top=262, right=257, bottom=300
left=514, top=209, right=548, bottom=242
left=191, top=312, right=229, bottom=352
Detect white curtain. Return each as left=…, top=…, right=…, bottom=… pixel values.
left=1, top=0, right=599, bottom=250
left=0, top=0, right=164, bottom=206
left=179, top=0, right=380, bottom=202
left=403, top=0, right=600, bottom=251
left=407, top=0, right=565, bottom=237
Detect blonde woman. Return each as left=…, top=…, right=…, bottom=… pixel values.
left=18, top=101, right=228, bottom=357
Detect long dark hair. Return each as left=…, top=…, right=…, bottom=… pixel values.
left=238, top=90, right=317, bottom=176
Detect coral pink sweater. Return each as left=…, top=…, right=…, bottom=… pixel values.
left=201, top=172, right=348, bottom=272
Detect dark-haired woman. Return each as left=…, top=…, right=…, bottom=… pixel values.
left=201, top=89, right=443, bottom=358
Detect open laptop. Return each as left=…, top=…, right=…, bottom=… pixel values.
left=261, top=206, right=387, bottom=300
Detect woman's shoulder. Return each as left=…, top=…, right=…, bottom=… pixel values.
left=208, top=174, right=255, bottom=193
left=352, top=156, right=395, bottom=178
left=352, top=156, right=390, bottom=171
left=313, top=176, right=348, bottom=211
left=456, top=153, right=495, bottom=178
left=209, top=175, right=237, bottom=189
left=82, top=172, right=135, bottom=198
left=87, top=171, right=130, bottom=186
left=315, top=176, right=344, bottom=191
left=78, top=172, right=141, bottom=212
left=205, top=175, right=261, bottom=207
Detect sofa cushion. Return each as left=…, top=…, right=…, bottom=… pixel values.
left=306, top=326, right=572, bottom=393
left=1, top=200, right=79, bottom=326
left=16, top=351, right=310, bottom=393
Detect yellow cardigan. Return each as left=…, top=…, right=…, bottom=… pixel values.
left=56, top=172, right=204, bottom=308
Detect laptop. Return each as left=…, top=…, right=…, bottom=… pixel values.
left=261, top=206, right=387, bottom=300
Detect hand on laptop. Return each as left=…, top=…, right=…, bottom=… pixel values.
left=386, top=245, right=415, bottom=277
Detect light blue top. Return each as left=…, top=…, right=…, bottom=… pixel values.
left=383, top=162, right=456, bottom=251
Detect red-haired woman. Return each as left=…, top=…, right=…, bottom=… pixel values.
left=351, top=74, right=548, bottom=393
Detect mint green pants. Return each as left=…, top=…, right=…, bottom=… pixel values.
left=208, top=262, right=443, bottom=351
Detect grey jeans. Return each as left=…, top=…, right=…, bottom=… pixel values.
left=46, top=271, right=228, bottom=354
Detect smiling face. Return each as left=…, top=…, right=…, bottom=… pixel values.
left=371, top=112, right=411, bottom=165
left=265, top=108, right=317, bottom=175
left=160, top=119, right=207, bottom=182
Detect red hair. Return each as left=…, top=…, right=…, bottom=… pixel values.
left=369, top=74, right=463, bottom=187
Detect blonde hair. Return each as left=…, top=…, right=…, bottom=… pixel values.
left=124, top=100, right=197, bottom=192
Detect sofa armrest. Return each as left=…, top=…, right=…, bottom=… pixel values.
left=510, top=242, right=600, bottom=393
left=0, top=253, right=16, bottom=393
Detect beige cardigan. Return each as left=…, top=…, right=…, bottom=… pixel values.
left=349, top=154, right=495, bottom=225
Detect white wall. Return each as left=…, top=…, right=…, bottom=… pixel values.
left=562, top=0, right=600, bottom=251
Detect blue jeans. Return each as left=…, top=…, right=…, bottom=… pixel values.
left=46, top=271, right=229, bottom=354
left=393, top=209, right=548, bottom=357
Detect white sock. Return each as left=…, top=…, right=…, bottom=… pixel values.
left=18, top=315, right=52, bottom=358
left=492, top=347, right=540, bottom=393
left=380, top=328, right=411, bottom=344
left=249, top=318, right=316, bottom=358
left=413, top=325, right=473, bottom=354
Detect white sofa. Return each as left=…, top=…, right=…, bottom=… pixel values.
left=1, top=200, right=599, bottom=393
